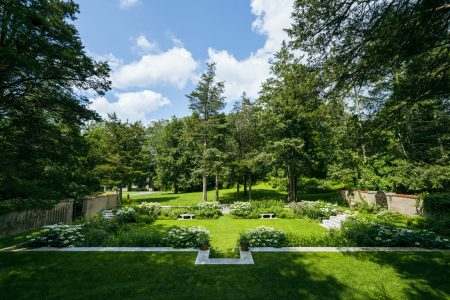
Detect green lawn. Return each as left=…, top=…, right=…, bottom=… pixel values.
left=147, top=215, right=327, bottom=257
left=126, top=184, right=340, bottom=206
left=0, top=251, right=448, bottom=299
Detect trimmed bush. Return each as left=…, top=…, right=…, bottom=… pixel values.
left=136, top=202, right=162, bottom=218
left=288, top=201, right=338, bottom=220
left=115, top=207, right=137, bottom=223
left=240, top=226, right=287, bottom=247
left=165, top=226, right=210, bottom=248
left=423, top=193, right=450, bottom=217
left=25, top=224, right=85, bottom=248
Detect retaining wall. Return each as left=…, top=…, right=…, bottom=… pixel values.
left=0, top=199, right=74, bottom=237
left=82, top=194, right=118, bottom=217
left=344, top=190, right=421, bottom=216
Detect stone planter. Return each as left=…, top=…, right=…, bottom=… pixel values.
left=200, top=243, right=209, bottom=251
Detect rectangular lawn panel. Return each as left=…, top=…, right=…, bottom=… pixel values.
left=0, top=252, right=448, bottom=299
left=148, top=215, right=328, bottom=257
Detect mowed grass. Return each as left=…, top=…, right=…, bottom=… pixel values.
left=125, top=184, right=340, bottom=206
left=147, top=215, right=327, bottom=257
left=0, top=251, right=449, bottom=299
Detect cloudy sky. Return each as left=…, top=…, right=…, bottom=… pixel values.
left=75, top=0, right=294, bottom=122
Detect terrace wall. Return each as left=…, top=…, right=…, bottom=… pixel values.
left=343, top=190, right=422, bottom=216
left=82, top=194, right=119, bottom=218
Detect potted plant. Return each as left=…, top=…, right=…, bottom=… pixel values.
left=198, top=235, right=210, bottom=250
left=239, top=235, right=250, bottom=251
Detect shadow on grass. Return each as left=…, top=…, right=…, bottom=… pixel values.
left=129, top=196, right=179, bottom=204
left=219, top=188, right=287, bottom=204
left=342, top=251, right=450, bottom=299
left=0, top=252, right=350, bottom=299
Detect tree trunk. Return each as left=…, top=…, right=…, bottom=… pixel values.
left=215, top=173, right=219, bottom=202
left=243, top=175, right=247, bottom=196
left=236, top=182, right=240, bottom=200
left=174, top=182, right=179, bottom=194
left=287, top=165, right=297, bottom=202
left=118, top=184, right=123, bottom=204
left=202, top=175, right=207, bottom=202
left=248, top=174, right=252, bottom=201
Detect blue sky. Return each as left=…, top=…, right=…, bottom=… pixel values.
left=74, top=0, right=294, bottom=122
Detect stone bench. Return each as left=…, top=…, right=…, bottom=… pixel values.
left=178, top=213, right=195, bottom=220
left=102, top=210, right=114, bottom=219
left=259, top=213, right=275, bottom=219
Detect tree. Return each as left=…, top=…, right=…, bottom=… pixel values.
left=0, top=0, right=110, bottom=205
left=288, top=0, right=450, bottom=111
left=86, top=114, right=148, bottom=201
left=259, top=43, right=329, bottom=201
left=229, top=93, right=264, bottom=200
left=186, top=62, right=225, bottom=201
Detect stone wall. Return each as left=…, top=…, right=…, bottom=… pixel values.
left=0, top=199, right=74, bottom=237
left=82, top=194, right=118, bottom=218
left=343, top=190, right=422, bottom=216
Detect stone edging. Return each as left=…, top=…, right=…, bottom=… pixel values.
left=250, top=247, right=450, bottom=252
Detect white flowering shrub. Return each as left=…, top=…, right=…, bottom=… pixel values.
left=165, top=226, right=210, bottom=248
left=136, top=202, right=162, bottom=218
left=116, top=206, right=137, bottom=222
left=288, top=201, right=338, bottom=220
left=25, top=224, right=85, bottom=248
left=241, top=226, right=287, bottom=247
left=195, top=202, right=221, bottom=219
left=341, top=216, right=450, bottom=249
left=230, top=201, right=252, bottom=218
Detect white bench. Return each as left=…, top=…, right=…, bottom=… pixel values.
left=259, top=213, right=275, bottom=219
left=102, top=210, right=114, bottom=219
left=178, top=213, right=195, bottom=220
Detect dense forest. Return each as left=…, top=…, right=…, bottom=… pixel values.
left=0, top=0, right=449, bottom=212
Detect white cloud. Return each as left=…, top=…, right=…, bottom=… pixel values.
left=208, top=0, right=294, bottom=99
left=119, top=0, right=140, bottom=9
left=90, top=90, right=170, bottom=122
left=208, top=49, right=270, bottom=100
left=134, top=35, right=159, bottom=53
left=111, top=47, right=198, bottom=89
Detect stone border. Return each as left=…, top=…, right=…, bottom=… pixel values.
left=195, top=249, right=254, bottom=265
left=250, top=247, right=450, bottom=252
left=24, top=247, right=198, bottom=252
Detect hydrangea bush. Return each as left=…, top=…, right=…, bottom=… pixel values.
left=25, top=224, right=85, bottom=248
left=230, top=201, right=252, bottom=218
left=341, top=216, right=450, bottom=249
left=136, top=202, right=162, bottom=218
left=241, top=226, right=287, bottom=247
left=165, top=226, right=210, bottom=248
left=115, top=206, right=137, bottom=222
left=288, top=201, right=338, bottom=220
left=194, top=202, right=222, bottom=219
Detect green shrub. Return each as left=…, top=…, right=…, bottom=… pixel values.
left=341, top=216, right=450, bottom=249
left=287, top=201, right=338, bottom=220
left=158, top=208, right=192, bottom=220
left=240, top=226, right=287, bottom=247
left=423, top=193, right=450, bottom=217
left=165, top=226, right=210, bottom=248
left=135, top=214, right=155, bottom=224
left=287, top=231, right=348, bottom=247
left=352, top=201, right=383, bottom=214
left=25, top=224, right=85, bottom=248
left=106, top=226, right=164, bottom=247
left=375, top=210, right=408, bottom=226
left=82, top=228, right=109, bottom=246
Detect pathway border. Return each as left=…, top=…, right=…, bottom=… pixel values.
left=250, top=247, right=450, bottom=252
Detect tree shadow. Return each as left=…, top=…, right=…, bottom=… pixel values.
left=341, top=251, right=450, bottom=299
left=219, top=188, right=287, bottom=204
